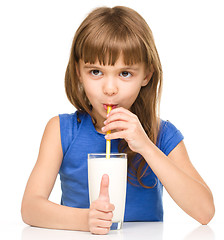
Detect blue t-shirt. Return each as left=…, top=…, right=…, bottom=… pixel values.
left=59, top=111, right=184, bottom=222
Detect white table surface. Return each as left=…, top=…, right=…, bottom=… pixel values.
left=0, top=220, right=222, bottom=240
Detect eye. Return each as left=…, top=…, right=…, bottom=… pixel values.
left=91, top=70, right=102, bottom=76
left=120, top=71, right=132, bottom=78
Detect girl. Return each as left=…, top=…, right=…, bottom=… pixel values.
left=21, top=6, right=215, bottom=235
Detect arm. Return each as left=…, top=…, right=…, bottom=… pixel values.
left=141, top=140, right=215, bottom=224
left=21, top=116, right=89, bottom=231
left=103, top=107, right=215, bottom=224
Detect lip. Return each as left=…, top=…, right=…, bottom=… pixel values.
left=103, top=104, right=118, bottom=110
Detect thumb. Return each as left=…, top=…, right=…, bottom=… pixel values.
left=98, top=174, right=110, bottom=202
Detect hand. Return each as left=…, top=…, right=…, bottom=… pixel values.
left=102, top=107, right=152, bottom=155
left=88, top=174, right=115, bottom=235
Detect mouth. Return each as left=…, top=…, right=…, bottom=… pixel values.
left=103, top=104, right=118, bottom=111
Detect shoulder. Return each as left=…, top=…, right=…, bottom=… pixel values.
left=59, top=112, right=77, bottom=123
left=47, top=115, right=60, bottom=127
left=43, top=116, right=60, bottom=136
left=157, top=119, right=184, bottom=156
left=37, top=116, right=63, bottom=167
left=159, top=119, right=181, bottom=135
left=58, top=111, right=86, bottom=156
left=43, top=116, right=61, bottom=146
left=58, top=111, right=86, bottom=125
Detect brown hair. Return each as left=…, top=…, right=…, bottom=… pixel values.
left=65, top=6, right=163, bottom=188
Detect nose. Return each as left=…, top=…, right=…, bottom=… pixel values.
left=103, top=78, right=118, bottom=96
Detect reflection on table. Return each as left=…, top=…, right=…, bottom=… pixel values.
left=21, top=222, right=215, bottom=240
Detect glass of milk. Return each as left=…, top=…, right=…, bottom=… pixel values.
left=88, top=153, right=127, bottom=230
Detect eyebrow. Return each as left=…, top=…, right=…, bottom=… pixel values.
left=83, top=65, right=99, bottom=69
left=83, top=64, right=140, bottom=71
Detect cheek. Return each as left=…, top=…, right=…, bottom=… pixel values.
left=125, top=82, right=142, bottom=96
left=82, top=82, right=99, bottom=100
left=121, top=84, right=142, bottom=106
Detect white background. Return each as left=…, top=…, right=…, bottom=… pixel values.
left=0, top=0, right=223, bottom=237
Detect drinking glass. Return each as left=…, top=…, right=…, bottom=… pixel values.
left=88, top=153, right=127, bottom=230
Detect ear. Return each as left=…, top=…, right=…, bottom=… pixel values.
left=141, top=69, right=154, bottom=87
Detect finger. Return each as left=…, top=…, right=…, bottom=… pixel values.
left=90, top=226, right=110, bottom=235
left=89, top=209, right=113, bottom=221
left=108, top=107, right=135, bottom=118
left=97, top=219, right=112, bottom=228
left=90, top=218, right=113, bottom=228
left=105, top=112, right=130, bottom=125
left=98, top=174, right=110, bottom=202
left=105, top=130, right=128, bottom=140
left=102, top=121, right=129, bottom=133
left=90, top=201, right=115, bottom=212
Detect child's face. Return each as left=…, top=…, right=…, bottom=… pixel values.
left=78, top=55, right=151, bottom=130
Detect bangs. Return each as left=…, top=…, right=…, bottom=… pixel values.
left=75, top=21, right=148, bottom=66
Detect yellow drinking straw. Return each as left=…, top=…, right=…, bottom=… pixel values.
left=106, top=106, right=112, bottom=159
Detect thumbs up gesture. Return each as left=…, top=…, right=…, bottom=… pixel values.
left=88, top=174, right=115, bottom=235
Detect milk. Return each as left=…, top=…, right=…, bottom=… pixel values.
left=88, top=154, right=127, bottom=224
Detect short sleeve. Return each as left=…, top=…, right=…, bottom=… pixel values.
left=157, top=120, right=184, bottom=156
